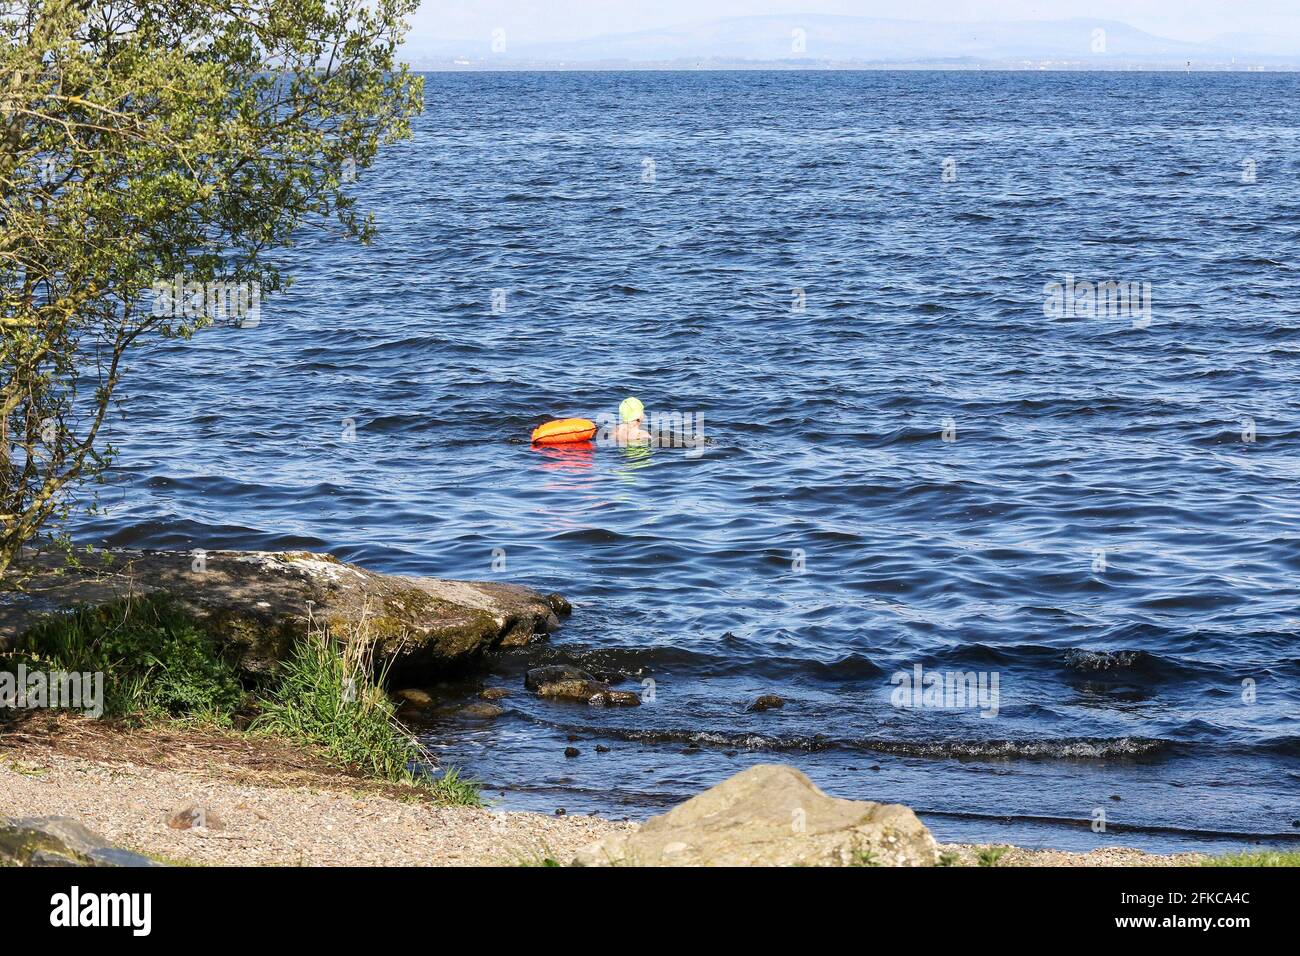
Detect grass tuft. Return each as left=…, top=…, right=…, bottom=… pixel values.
left=976, top=845, right=1011, bottom=867
left=251, top=613, right=481, bottom=805
left=1202, top=850, right=1300, bottom=867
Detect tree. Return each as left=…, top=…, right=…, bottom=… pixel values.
left=0, top=0, right=421, bottom=574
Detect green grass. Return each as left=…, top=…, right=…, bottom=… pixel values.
left=6, top=595, right=480, bottom=806
left=1202, top=850, right=1300, bottom=867
left=251, top=630, right=414, bottom=781
left=426, top=766, right=482, bottom=806
left=976, top=845, right=1011, bottom=867
left=12, top=593, right=243, bottom=722
left=250, top=625, right=479, bottom=805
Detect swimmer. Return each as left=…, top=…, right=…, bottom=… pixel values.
left=611, top=396, right=651, bottom=445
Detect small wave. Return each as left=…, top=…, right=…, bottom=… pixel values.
left=918, top=808, right=1300, bottom=843
left=1063, top=648, right=1158, bottom=673
left=1219, top=256, right=1290, bottom=268
left=865, top=736, right=1170, bottom=759
left=534, top=723, right=1171, bottom=761
left=1245, top=735, right=1300, bottom=759
left=1060, top=647, right=1205, bottom=681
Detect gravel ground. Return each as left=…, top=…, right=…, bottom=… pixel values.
left=937, top=843, right=1205, bottom=867
left=2, top=752, right=629, bottom=866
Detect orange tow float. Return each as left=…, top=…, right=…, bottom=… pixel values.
left=530, top=417, right=597, bottom=445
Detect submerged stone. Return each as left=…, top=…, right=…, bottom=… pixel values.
left=460, top=702, right=506, bottom=719
left=525, top=666, right=641, bottom=706
left=393, top=688, right=434, bottom=708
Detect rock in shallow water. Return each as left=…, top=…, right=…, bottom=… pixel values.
left=573, top=764, right=938, bottom=867
left=393, top=688, right=434, bottom=708
left=525, top=665, right=640, bottom=707
left=747, top=694, right=785, bottom=712
left=460, top=702, right=506, bottom=719
left=524, top=665, right=592, bottom=690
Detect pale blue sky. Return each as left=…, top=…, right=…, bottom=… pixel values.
left=408, top=1, right=1300, bottom=45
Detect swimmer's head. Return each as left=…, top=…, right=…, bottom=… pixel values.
left=619, top=396, right=644, bottom=423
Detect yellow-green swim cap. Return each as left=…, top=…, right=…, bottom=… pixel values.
left=619, top=396, right=645, bottom=422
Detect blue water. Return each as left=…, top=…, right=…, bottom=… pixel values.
left=87, top=71, right=1300, bottom=854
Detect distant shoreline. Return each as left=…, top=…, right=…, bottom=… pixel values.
left=398, top=12, right=1300, bottom=74
left=406, top=62, right=1300, bottom=73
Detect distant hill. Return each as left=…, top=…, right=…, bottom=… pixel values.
left=402, top=14, right=1300, bottom=69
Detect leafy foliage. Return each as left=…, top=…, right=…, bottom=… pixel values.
left=0, top=0, right=423, bottom=570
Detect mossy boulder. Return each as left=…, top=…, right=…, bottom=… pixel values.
left=0, top=816, right=160, bottom=867
left=0, top=548, right=567, bottom=680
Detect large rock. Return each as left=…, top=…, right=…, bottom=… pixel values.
left=0, top=816, right=160, bottom=867
left=0, top=548, right=568, bottom=679
left=573, top=764, right=938, bottom=867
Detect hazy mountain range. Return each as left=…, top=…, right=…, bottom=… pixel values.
left=402, top=14, right=1300, bottom=69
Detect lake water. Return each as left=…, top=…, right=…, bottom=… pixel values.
left=90, top=71, right=1300, bottom=854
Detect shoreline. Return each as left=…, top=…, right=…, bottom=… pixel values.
left=1, top=714, right=1210, bottom=867
left=1, top=549, right=1289, bottom=867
